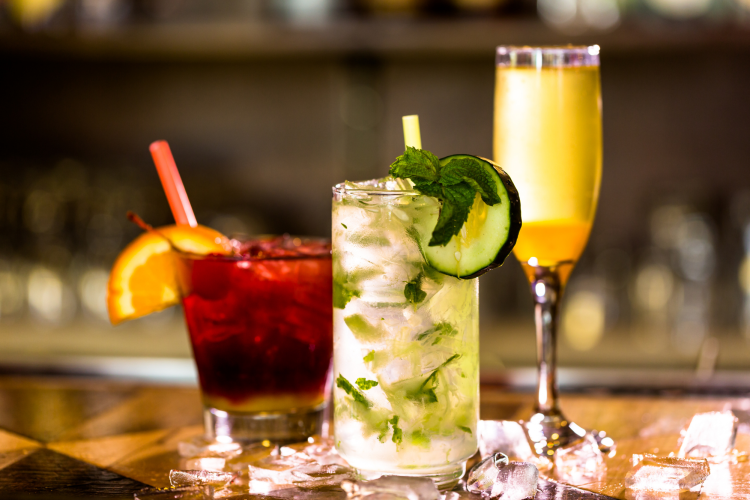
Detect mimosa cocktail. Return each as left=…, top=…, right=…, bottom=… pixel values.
left=495, top=61, right=601, bottom=271
left=493, top=46, right=603, bottom=454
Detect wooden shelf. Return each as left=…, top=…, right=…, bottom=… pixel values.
left=1, top=17, right=749, bottom=61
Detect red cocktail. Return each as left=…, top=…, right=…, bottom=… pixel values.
left=177, top=235, right=332, bottom=442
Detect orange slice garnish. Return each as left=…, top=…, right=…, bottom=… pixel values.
left=107, top=225, right=231, bottom=325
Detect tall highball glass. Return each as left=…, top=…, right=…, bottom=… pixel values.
left=332, top=180, right=479, bottom=487
left=493, top=46, right=603, bottom=455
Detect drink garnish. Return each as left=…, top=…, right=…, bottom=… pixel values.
left=416, top=322, right=458, bottom=345
left=404, top=274, right=427, bottom=305
left=389, top=415, right=403, bottom=444
left=389, top=147, right=502, bottom=247
left=356, top=378, right=379, bottom=390
left=336, top=374, right=372, bottom=408
left=107, top=218, right=230, bottom=325
left=406, top=353, right=461, bottom=404
left=389, top=148, right=522, bottom=279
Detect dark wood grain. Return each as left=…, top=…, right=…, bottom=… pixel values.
left=0, top=448, right=148, bottom=497
left=0, top=379, right=136, bottom=442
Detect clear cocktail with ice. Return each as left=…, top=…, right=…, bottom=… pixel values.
left=331, top=178, right=479, bottom=486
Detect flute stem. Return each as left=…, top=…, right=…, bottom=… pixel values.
left=531, top=266, right=562, bottom=416
left=522, top=260, right=581, bottom=454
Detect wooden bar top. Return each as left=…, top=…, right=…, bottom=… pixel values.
left=0, top=376, right=746, bottom=498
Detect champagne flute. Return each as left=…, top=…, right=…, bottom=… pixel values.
left=493, top=46, right=603, bottom=455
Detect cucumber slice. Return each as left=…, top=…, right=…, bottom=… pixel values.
left=424, top=154, right=521, bottom=279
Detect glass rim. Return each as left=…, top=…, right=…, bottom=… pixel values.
left=332, top=182, right=419, bottom=197
left=175, top=235, right=331, bottom=262
left=496, top=45, right=600, bottom=68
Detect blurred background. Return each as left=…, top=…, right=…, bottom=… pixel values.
left=0, top=0, right=749, bottom=389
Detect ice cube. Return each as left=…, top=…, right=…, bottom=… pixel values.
left=442, top=493, right=460, bottom=500
left=283, top=436, right=347, bottom=465
left=177, top=437, right=242, bottom=458
left=442, top=493, right=478, bottom=500
left=554, top=433, right=605, bottom=483
left=478, top=421, right=535, bottom=461
left=467, top=453, right=510, bottom=494
left=341, top=475, right=440, bottom=500
left=624, top=455, right=710, bottom=492
left=224, top=442, right=275, bottom=472
left=490, top=463, right=539, bottom=500
left=134, top=485, right=214, bottom=500
left=257, top=487, right=347, bottom=499
left=169, top=469, right=236, bottom=487
left=249, top=462, right=353, bottom=490
left=183, top=457, right=226, bottom=471
left=677, top=411, right=738, bottom=459
left=467, top=453, right=538, bottom=499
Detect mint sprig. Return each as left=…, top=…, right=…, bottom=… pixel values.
left=356, top=378, right=379, bottom=390
left=404, top=274, right=427, bottom=305
left=406, top=353, right=461, bottom=404
left=389, top=415, right=403, bottom=444
left=416, top=322, right=458, bottom=345
left=377, top=414, right=403, bottom=444
left=389, top=147, right=501, bottom=247
left=336, top=374, right=372, bottom=408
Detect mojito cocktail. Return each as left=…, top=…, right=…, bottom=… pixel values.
left=332, top=178, right=479, bottom=485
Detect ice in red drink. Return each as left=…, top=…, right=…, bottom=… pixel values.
left=178, top=236, right=332, bottom=414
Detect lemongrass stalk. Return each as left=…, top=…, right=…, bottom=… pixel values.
left=398, top=115, right=420, bottom=190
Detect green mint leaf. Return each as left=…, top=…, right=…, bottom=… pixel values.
left=429, top=198, right=470, bottom=247
left=443, top=183, right=477, bottom=212
left=389, top=146, right=441, bottom=182
left=356, top=378, right=379, bottom=390
left=412, top=179, right=443, bottom=199
left=336, top=374, right=372, bottom=408
left=406, top=353, right=461, bottom=404
left=404, top=274, right=427, bottom=305
left=341, top=223, right=347, bottom=229
left=389, top=415, right=403, bottom=444
left=416, top=322, right=457, bottom=343
left=363, top=351, right=375, bottom=363
left=440, top=157, right=502, bottom=206
left=377, top=419, right=390, bottom=443
left=333, top=281, right=359, bottom=309
left=440, top=353, right=462, bottom=367
left=458, top=425, right=473, bottom=435
left=388, top=148, right=502, bottom=247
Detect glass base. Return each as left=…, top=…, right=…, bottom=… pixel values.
left=525, top=412, right=585, bottom=456
left=355, top=462, right=466, bottom=490
left=204, top=403, right=325, bottom=444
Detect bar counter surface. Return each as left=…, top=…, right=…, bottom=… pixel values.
left=0, top=376, right=747, bottom=499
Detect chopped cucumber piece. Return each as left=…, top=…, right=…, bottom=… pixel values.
left=424, top=155, right=521, bottom=279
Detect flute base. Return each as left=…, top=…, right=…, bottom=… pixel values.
left=524, top=412, right=616, bottom=457
left=524, top=412, right=587, bottom=457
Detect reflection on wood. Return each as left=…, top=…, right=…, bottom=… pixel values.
left=0, top=376, right=745, bottom=497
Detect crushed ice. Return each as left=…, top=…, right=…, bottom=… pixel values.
left=553, top=433, right=606, bottom=483
left=678, top=411, right=737, bottom=460
left=342, top=475, right=440, bottom=500
left=466, top=453, right=538, bottom=499
left=625, top=454, right=710, bottom=493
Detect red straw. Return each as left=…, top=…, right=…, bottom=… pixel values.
left=149, top=140, right=197, bottom=227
